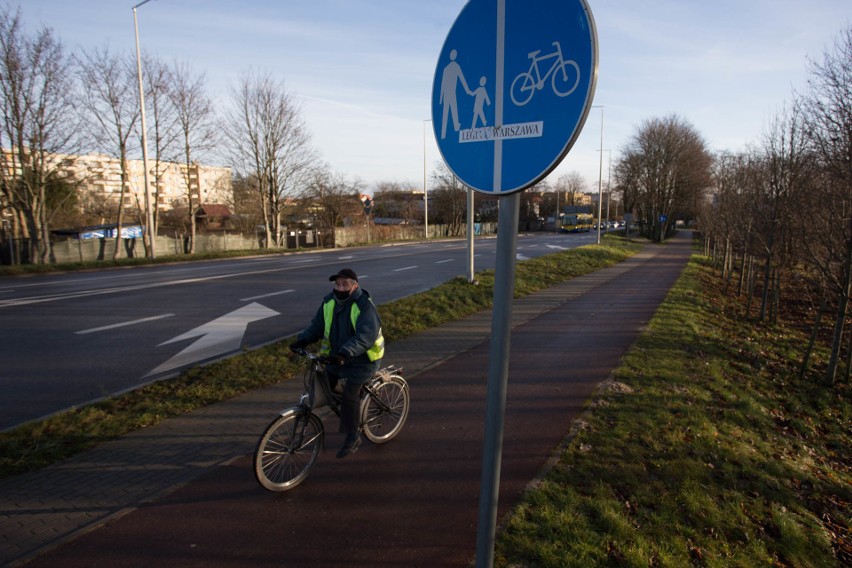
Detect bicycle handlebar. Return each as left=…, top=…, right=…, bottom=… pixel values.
left=290, top=347, right=335, bottom=366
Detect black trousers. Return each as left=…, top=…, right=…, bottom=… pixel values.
left=326, top=369, right=369, bottom=436
left=339, top=379, right=361, bottom=436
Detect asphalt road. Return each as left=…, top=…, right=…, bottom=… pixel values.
left=25, top=233, right=693, bottom=568
left=0, top=232, right=596, bottom=430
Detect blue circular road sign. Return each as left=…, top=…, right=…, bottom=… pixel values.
left=431, top=0, right=598, bottom=195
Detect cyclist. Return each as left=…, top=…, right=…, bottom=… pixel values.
left=289, top=268, right=385, bottom=458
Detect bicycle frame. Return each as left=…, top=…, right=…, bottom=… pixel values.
left=295, top=355, right=402, bottom=429
left=297, top=359, right=339, bottom=413
left=527, top=41, right=566, bottom=86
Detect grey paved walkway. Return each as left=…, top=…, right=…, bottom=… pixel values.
left=1, top=239, right=672, bottom=567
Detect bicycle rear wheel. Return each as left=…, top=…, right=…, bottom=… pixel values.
left=360, top=375, right=409, bottom=444
left=254, top=408, right=323, bottom=491
left=510, top=72, right=535, bottom=106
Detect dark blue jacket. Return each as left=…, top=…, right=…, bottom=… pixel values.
left=297, top=287, right=383, bottom=368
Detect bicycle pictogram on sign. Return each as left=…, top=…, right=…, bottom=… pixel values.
left=510, top=41, right=580, bottom=106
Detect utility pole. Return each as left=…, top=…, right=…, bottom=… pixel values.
left=133, top=0, right=157, bottom=258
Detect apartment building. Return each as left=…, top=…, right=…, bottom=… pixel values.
left=2, top=149, right=232, bottom=215
left=65, top=153, right=232, bottom=213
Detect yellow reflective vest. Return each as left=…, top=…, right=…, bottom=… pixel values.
left=320, top=297, right=385, bottom=362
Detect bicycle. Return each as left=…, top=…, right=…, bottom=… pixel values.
left=253, top=349, right=410, bottom=492
left=510, top=41, right=581, bottom=106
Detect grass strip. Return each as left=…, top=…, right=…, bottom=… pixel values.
left=0, top=237, right=639, bottom=478
left=494, top=257, right=850, bottom=567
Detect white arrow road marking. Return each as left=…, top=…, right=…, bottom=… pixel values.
left=76, top=313, right=175, bottom=335
left=145, top=302, right=280, bottom=377
left=546, top=244, right=568, bottom=250
left=240, top=289, right=294, bottom=302
left=516, top=254, right=530, bottom=260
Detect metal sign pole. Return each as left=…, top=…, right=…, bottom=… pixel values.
left=431, top=1, right=597, bottom=565
left=475, top=191, right=520, bottom=568
left=467, top=186, right=475, bottom=282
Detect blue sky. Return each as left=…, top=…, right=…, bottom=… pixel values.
left=15, top=0, right=851, bottom=194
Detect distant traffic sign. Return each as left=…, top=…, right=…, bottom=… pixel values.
left=431, top=0, right=598, bottom=195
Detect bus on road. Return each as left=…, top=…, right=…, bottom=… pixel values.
left=559, top=211, right=593, bottom=233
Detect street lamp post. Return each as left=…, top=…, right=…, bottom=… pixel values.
left=133, top=0, right=156, bottom=259
left=596, top=148, right=611, bottom=229
left=423, top=119, right=431, bottom=239
left=592, top=105, right=604, bottom=244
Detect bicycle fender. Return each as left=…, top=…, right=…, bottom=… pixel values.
left=277, top=406, right=303, bottom=418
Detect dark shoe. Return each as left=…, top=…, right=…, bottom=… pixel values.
left=336, top=435, right=361, bottom=459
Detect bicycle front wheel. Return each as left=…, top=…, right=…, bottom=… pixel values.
left=254, top=408, right=324, bottom=491
left=360, top=375, right=409, bottom=444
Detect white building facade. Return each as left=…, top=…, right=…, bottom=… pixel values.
left=62, top=153, right=232, bottom=214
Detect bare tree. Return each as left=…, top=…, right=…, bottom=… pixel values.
left=705, top=152, right=758, bottom=293
left=615, top=115, right=712, bottom=241
left=77, top=47, right=140, bottom=260
left=0, top=6, right=78, bottom=264
left=223, top=71, right=317, bottom=248
left=167, top=60, right=217, bottom=253
left=303, top=168, right=362, bottom=246
left=520, top=181, right=550, bottom=231
left=551, top=171, right=586, bottom=207
left=429, top=161, right=467, bottom=236
left=137, top=53, right=179, bottom=253
left=753, top=104, right=812, bottom=322
left=373, top=180, right=421, bottom=223
left=800, top=24, right=852, bottom=385
left=547, top=172, right=587, bottom=229
left=228, top=172, right=263, bottom=234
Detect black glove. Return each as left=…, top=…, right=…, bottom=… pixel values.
left=289, top=339, right=308, bottom=353
left=329, top=353, right=348, bottom=366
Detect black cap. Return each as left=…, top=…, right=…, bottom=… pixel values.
left=329, top=268, right=358, bottom=282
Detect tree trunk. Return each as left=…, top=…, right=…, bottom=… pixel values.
left=24, top=211, right=40, bottom=265
left=722, top=240, right=734, bottom=299
left=37, top=191, right=51, bottom=264
left=770, top=267, right=782, bottom=325
left=745, top=258, right=756, bottom=320
left=737, top=252, right=748, bottom=296
left=826, top=264, right=852, bottom=386
left=758, top=253, right=772, bottom=322
left=114, top=155, right=128, bottom=261
left=800, top=288, right=827, bottom=380
left=260, top=190, right=272, bottom=249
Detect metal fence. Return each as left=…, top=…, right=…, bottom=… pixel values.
left=1, top=222, right=498, bottom=265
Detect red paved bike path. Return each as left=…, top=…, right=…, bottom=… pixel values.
left=27, top=235, right=692, bottom=567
